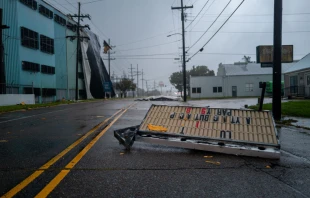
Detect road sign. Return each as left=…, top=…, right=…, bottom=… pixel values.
left=256, top=45, right=293, bottom=64
left=103, top=82, right=112, bottom=92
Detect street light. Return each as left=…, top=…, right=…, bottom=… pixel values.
left=167, top=33, right=182, bottom=37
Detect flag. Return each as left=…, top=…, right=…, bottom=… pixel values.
left=103, top=40, right=112, bottom=54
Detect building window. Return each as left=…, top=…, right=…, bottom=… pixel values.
left=24, top=87, right=41, bottom=96
left=307, top=75, right=310, bottom=86
left=39, top=5, right=53, bottom=19
left=290, top=76, right=297, bottom=86
left=20, top=0, right=37, bottom=10
left=213, top=87, right=217, bottom=93
left=21, top=27, right=39, bottom=49
left=40, top=35, right=54, bottom=54
left=67, top=22, right=76, bottom=32
left=246, top=83, right=254, bottom=92
left=22, top=61, right=40, bottom=72
left=218, top=87, right=222, bottom=93
left=41, top=65, right=55, bottom=74
left=54, top=14, right=66, bottom=26
left=78, top=72, right=84, bottom=79
left=42, top=88, right=56, bottom=96
left=192, top=88, right=197, bottom=93
left=197, top=87, right=201, bottom=93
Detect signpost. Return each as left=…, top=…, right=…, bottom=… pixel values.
left=256, top=45, right=293, bottom=67
left=103, top=81, right=112, bottom=98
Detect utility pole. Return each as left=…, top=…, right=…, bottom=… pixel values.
left=103, top=39, right=116, bottom=79
left=136, top=64, right=139, bottom=97
left=68, top=3, right=91, bottom=101
left=272, top=0, right=282, bottom=121
left=128, top=64, right=135, bottom=97
left=172, top=1, right=193, bottom=102
left=0, top=8, right=9, bottom=94
left=146, top=80, right=148, bottom=96
left=141, top=69, right=144, bottom=96
left=154, top=80, right=156, bottom=91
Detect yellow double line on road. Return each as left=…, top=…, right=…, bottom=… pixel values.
left=2, top=103, right=135, bottom=198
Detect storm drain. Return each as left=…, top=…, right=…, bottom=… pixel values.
left=115, top=105, right=280, bottom=159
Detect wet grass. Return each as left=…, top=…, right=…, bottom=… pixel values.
left=249, top=100, right=310, bottom=118
left=0, top=101, right=75, bottom=113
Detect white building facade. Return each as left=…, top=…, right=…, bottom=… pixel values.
left=190, top=62, right=295, bottom=99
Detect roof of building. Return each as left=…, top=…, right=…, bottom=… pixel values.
left=221, top=62, right=295, bottom=76
left=284, top=53, right=310, bottom=73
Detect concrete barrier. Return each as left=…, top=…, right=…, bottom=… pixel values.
left=0, top=94, right=35, bottom=106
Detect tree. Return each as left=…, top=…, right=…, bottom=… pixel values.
left=169, top=65, right=215, bottom=92
left=242, top=55, right=252, bottom=63
left=116, top=78, right=136, bottom=97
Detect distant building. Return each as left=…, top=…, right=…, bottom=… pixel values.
left=284, top=53, right=310, bottom=98
left=0, top=0, right=112, bottom=103
left=190, top=62, right=296, bottom=99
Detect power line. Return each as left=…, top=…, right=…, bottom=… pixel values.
left=117, top=40, right=181, bottom=52
left=189, top=0, right=216, bottom=31
left=187, top=0, right=231, bottom=52
left=187, top=0, right=245, bottom=62
left=187, top=12, right=310, bottom=17
left=189, top=30, right=310, bottom=33
left=185, top=0, right=210, bottom=29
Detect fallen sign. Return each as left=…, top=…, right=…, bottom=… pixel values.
left=114, top=105, right=280, bottom=159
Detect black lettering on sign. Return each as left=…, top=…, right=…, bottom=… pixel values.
left=223, top=109, right=227, bottom=116
left=213, top=115, right=219, bottom=122
left=223, top=116, right=227, bottom=123
left=179, top=113, right=184, bottom=119
left=246, top=117, right=251, bottom=125
left=207, top=108, right=211, bottom=115
left=187, top=114, right=191, bottom=120
left=231, top=116, right=235, bottom=123
left=204, top=115, right=209, bottom=121
left=180, top=127, right=184, bottom=134
left=236, top=117, right=240, bottom=124
left=170, top=112, right=175, bottom=119
left=227, top=110, right=232, bottom=116
left=220, top=130, right=232, bottom=139
left=195, top=114, right=199, bottom=120
left=200, top=114, right=205, bottom=121
left=217, top=109, right=221, bottom=115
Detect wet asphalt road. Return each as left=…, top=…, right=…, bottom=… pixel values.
left=0, top=99, right=310, bottom=198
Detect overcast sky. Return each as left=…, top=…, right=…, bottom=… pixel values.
left=47, top=0, right=310, bottom=92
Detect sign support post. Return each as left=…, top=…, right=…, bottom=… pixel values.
left=273, top=0, right=282, bottom=121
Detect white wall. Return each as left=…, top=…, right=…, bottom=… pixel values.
left=190, top=76, right=223, bottom=98
left=190, top=74, right=284, bottom=98
left=0, top=94, right=35, bottom=106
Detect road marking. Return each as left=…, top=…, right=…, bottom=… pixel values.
left=35, top=103, right=134, bottom=198
left=0, top=106, right=126, bottom=198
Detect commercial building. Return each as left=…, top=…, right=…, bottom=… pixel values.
left=0, top=0, right=112, bottom=103
left=190, top=62, right=295, bottom=99
left=284, top=53, right=310, bottom=98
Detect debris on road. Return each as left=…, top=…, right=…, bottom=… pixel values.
left=135, top=96, right=182, bottom=101
left=204, top=156, right=213, bottom=158
left=205, top=161, right=221, bottom=165
left=114, top=105, right=281, bottom=159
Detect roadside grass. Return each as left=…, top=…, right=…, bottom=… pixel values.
left=0, top=101, right=75, bottom=113
left=189, top=96, right=258, bottom=100
left=248, top=100, right=310, bottom=118
left=0, top=97, right=130, bottom=113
